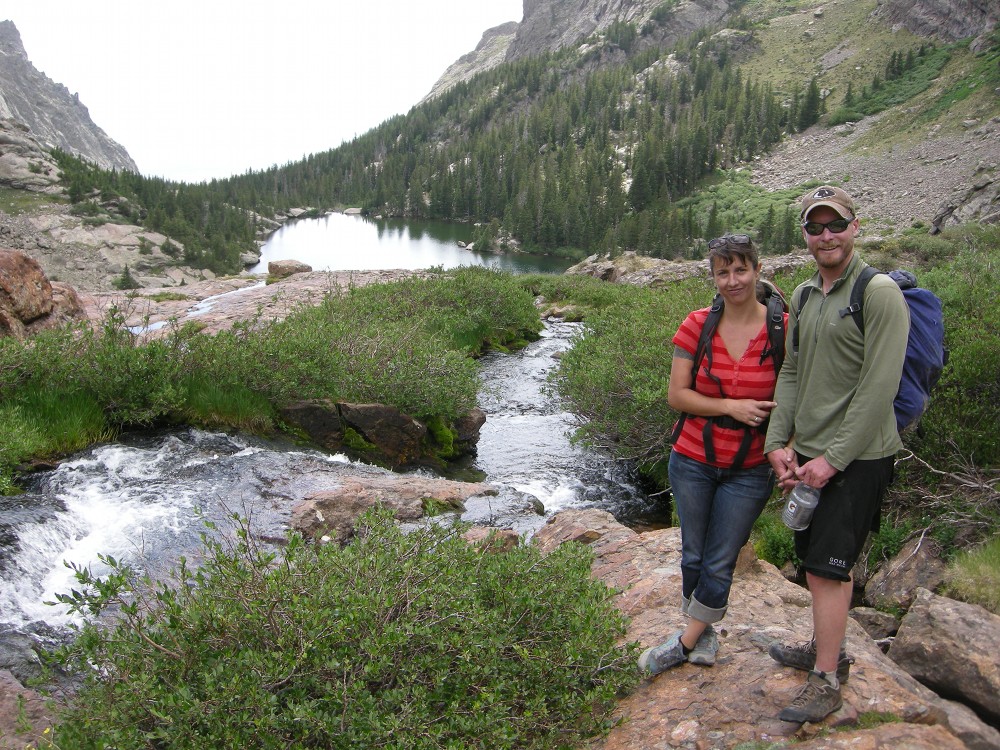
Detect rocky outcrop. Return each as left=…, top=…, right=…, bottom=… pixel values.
left=289, top=475, right=498, bottom=543
left=0, top=248, right=84, bottom=338
left=506, top=0, right=736, bottom=63
left=0, top=117, right=61, bottom=192
left=280, top=400, right=485, bottom=470
left=931, top=168, right=1000, bottom=233
left=0, top=22, right=137, bottom=173
left=889, top=587, right=1000, bottom=727
left=534, top=509, right=1000, bottom=750
left=423, top=0, right=742, bottom=102
left=874, top=0, right=1000, bottom=47
left=76, top=269, right=431, bottom=335
left=421, top=22, right=519, bottom=104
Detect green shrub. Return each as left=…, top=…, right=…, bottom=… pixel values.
left=0, top=271, right=542, bottom=490
left=826, top=107, right=865, bottom=127
left=752, top=506, right=797, bottom=569
left=49, top=508, right=638, bottom=749
left=554, top=282, right=697, bottom=473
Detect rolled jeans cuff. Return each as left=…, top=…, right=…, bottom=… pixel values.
left=684, top=594, right=726, bottom=625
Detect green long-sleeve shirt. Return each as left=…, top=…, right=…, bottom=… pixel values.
left=764, top=253, right=909, bottom=470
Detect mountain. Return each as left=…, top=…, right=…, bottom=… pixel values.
left=1, top=0, right=999, bottom=293
left=426, top=0, right=998, bottom=102
left=0, top=20, right=138, bottom=173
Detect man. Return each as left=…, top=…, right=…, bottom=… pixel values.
left=764, top=185, right=909, bottom=723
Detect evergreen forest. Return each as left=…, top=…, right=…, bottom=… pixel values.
left=52, top=8, right=985, bottom=276
left=52, top=18, right=856, bottom=272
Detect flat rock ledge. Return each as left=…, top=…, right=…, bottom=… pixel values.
left=533, top=509, right=1000, bottom=750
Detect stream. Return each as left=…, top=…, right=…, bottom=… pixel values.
left=0, top=321, right=659, bottom=641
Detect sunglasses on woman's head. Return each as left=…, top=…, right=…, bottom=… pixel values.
left=802, top=218, right=853, bottom=236
left=708, top=234, right=752, bottom=249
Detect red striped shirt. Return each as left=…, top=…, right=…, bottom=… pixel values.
left=671, top=308, right=786, bottom=469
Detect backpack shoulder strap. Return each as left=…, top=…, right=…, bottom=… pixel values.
left=671, top=297, right=724, bottom=446
left=762, top=290, right=786, bottom=372
left=692, top=294, right=724, bottom=377
left=791, top=285, right=814, bottom=353
left=839, top=265, right=881, bottom=334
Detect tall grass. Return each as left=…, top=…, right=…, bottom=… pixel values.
left=945, top=535, right=1000, bottom=614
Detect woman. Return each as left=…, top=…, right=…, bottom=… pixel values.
left=639, top=234, right=787, bottom=675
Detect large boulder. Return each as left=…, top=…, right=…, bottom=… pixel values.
left=339, top=402, right=429, bottom=467
left=289, top=474, right=497, bottom=543
left=864, top=534, right=948, bottom=611
left=0, top=247, right=52, bottom=328
left=0, top=248, right=85, bottom=338
left=889, top=587, right=1000, bottom=727
left=267, top=259, right=312, bottom=279
left=533, top=509, right=1000, bottom=750
left=0, top=670, right=52, bottom=750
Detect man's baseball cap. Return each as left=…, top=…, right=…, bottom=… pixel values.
left=799, top=185, right=856, bottom=220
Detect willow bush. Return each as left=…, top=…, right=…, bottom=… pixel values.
left=552, top=276, right=712, bottom=483
left=48, top=508, right=638, bottom=749
left=0, top=267, right=543, bottom=492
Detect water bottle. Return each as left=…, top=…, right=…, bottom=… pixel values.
left=781, top=483, right=821, bottom=531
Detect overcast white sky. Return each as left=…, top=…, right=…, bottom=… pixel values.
left=1, top=1, right=522, bottom=183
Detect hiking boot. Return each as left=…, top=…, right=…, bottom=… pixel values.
left=778, top=670, right=843, bottom=723
left=687, top=625, right=719, bottom=666
left=638, top=630, right=686, bottom=676
left=768, top=638, right=853, bottom=683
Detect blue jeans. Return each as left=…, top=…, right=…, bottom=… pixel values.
left=668, top=451, right=774, bottom=624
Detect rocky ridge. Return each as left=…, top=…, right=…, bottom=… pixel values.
left=0, top=21, right=137, bottom=173
left=0, top=117, right=255, bottom=290
left=874, top=0, right=999, bottom=49
left=507, top=0, right=734, bottom=62
left=420, top=22, right=520, bottom=104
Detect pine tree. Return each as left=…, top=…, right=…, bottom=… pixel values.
left=797, top=77, right=822, bottom=131
left=114, top=264, right=142, bottom=290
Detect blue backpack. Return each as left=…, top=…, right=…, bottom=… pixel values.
left=794, top=268, right=947, bottom=433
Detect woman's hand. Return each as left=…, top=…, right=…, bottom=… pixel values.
left=725, top=398, right=777, bottom=427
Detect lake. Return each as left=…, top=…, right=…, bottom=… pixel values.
left=250, top=213, right=576, bottom=275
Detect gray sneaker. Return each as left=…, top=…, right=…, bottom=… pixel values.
left=768, top=638, right=853, bottom=683
left=687, top=625, right=719, bottom=666
left=778, top=670, right=843, bottom=723
left=638, top=629, right=686, bottom=676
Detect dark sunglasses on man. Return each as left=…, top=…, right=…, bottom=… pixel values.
left=801, top=218, right=853, bottom=236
